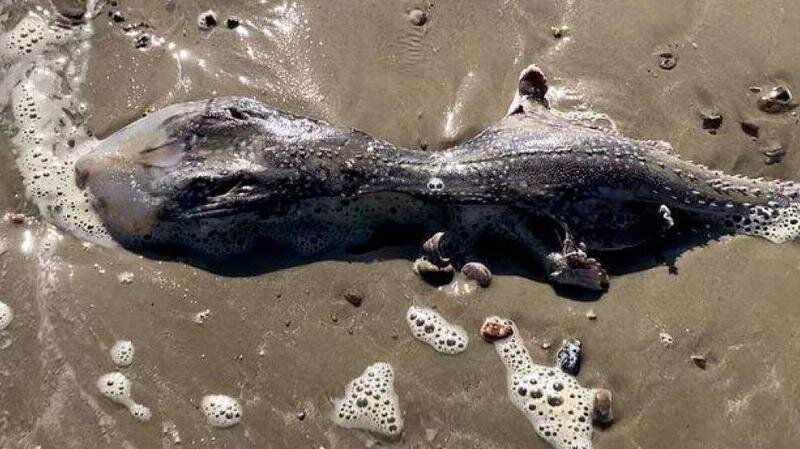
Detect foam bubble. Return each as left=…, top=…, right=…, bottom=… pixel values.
left=97, top=372, right=133, bottom=406
left=129, top=403, right=152, bottom=422
left=481, top=317, right=607, bottom=449
left=110, top=340, right=135, bottom=367
left=332, top=362, right=403, bottom=438
left=1, top=11, right=111, bottom=244
left=0, top=301, right=13, bottom=331
left=97, top=371, right=153, bottom=421
left=405, top=305, right=468, bottom=355
left=200, top=394, right=242, bottom=428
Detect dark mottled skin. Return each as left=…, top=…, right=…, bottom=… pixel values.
left=75, top=66, right=800, bottom=290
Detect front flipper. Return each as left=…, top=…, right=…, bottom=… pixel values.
left=545, top=236, right=609, bottom=291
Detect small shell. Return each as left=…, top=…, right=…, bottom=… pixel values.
left=422, top=232, right=449, bottom=265
left=758, top=86, right=793, bottom=113
left=460, top=262, right=492, bottom=288
left=412, top=257, right=454, bottom=285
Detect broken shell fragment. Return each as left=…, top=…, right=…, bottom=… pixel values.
left=413, top=257, right=454, bottom=285
left=758, top=86, right=794, bottom=113
left=422, top=232, right=450, bottom=266
left=592, top=389, right=614, bottom=424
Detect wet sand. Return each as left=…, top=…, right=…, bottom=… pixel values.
left=2, top=1, right=800, bottom=448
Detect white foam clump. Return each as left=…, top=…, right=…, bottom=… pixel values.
left=110, top=340, right=135, bottom=367
left=0, top=301, right=13, bottom=331
left=1, top=11, right=111, bottom=244
left=97, top=372, right=151, bottom=422
left=200, top=394, right=243, bottom=428
left=483, top=317, right=600, bottom=449
left=405, top=305, right=468, bottom=354
left=332, top=362, right=403, bottom=438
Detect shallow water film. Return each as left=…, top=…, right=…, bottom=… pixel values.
left=1, top=1, right=800, bottom=448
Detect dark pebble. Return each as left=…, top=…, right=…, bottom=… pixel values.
left=658, top=52, right=677, bottom=70
left=763, top=143, right=786, bottom=165
left=701, top=112, right=723, bottom=132
left=111, top=10, right=125, bottom=22
left=343, top=291, right=363, bottom=308
left=740, top=121, right=760, bottom=138
left=134, top=34, right=150, bottom=49
left=226, top=17, right=240, bottom=29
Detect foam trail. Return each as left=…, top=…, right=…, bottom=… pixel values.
left=0, top=4, right=111, bottom=244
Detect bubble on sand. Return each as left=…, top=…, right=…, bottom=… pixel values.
left=0, top=301, right=13, bottom=331
left=200, top=394, right=242, bottom=428
left=97, top=372, right=152, bottom=421
left=332, top=362, right=403, bottom=438
left=129, top=403, right=152, bottom=422
left=481, top=316, right=611, bottom=449
left=405, top=305, right=468, bottom=355
left=110, top=340, right=135, bottom=367
left=0, top=11, right=111, bottom=244
left=97, top=372, right=133, bottom=406
left=117, top=272, right=135, bottom=285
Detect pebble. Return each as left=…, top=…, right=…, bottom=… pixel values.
left=197, top=10, right=218, bottom=30
left=691, top=354, right=707, bottom=369
left=110, top=10, right=125, bottom=22
left=461, top=262, right=492, bottom=287
left=408, top=9, right=426, bottom=26
left=763, top=143, right=786, bottom=165
left=412, top=257, right=454, bottom=285
left=343, top=291, right=363, bottom=308
left=658, top=52, right=677, bottom=70
left=225, top=17, right=240, bottom=29
left=658, top=332, right=674, bottom=347
left=740, top=121, right=760, bottom=138
left=586, top=310, right=597, bottom=320
left=701, top=112, right=723, bottom=132
left=551, top=25, right=570, bottom=38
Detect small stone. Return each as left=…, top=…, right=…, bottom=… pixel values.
left=701, top=112, right=723, bottom=132
left=691, top=354, right=706, bottom=369
left=763, top=143, right=786, bottom=165
left=658, top=332, right=674, bottom=347
left=296, top=410, right=306, bottom=421
left=740, top=121, right=759, bottom=138
left=551, top=25, right=570, bottom=38
left=658, top=52, right=677, bottom=70
left=408, top=9, right=426, bottom=26
left=541, top=341, right=552, bottom=350
left=758, top=86, right=794, bottom=113
left=586, top=310, right=597, bottom=320
left=480, top=317, right=514, bottom=342
left=748, top=85, right=763, bottom=93
left=343, top=291, right=363, bottom=308
left=110, top=10, right=125, bottom=22
left=225, top=17, right=240, bottom=29
left=592, top=389, right=614, bottom=423
left=460, top=262, right=492, bottom=287
left=197, top=10, right=218, bottom=30
left=134, top=34, right=150, bottom=49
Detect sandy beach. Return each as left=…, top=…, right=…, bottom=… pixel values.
left=1, top=1, right=800, bottom=448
